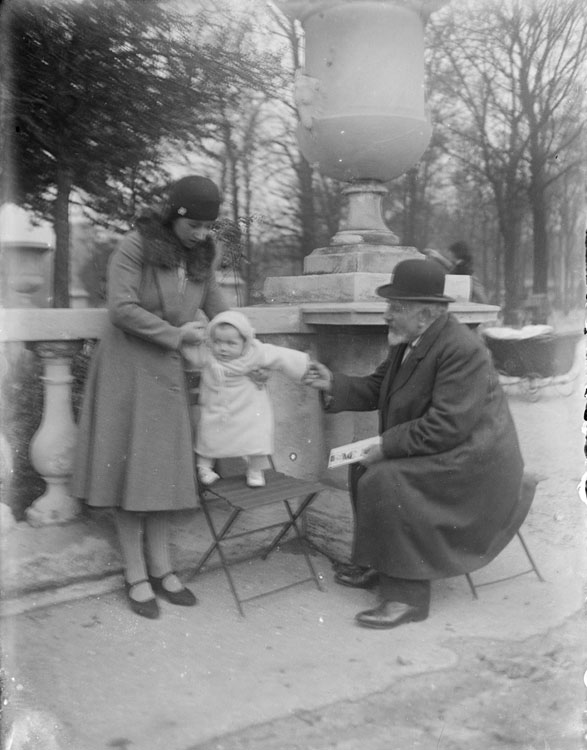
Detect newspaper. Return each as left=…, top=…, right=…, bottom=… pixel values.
left=328, top=437, right=381, bottom=468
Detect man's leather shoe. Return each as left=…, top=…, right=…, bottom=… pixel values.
left=355, top=601, right=429, bottom=629
left=334, top=567, right=379, bottom=589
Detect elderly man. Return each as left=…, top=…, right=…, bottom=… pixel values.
left=304, top=259, right=528, bottom=629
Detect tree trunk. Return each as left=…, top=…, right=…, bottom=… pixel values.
left=497, top=204, right=525, bottom=325
left=52, top=166, right=72, bottom=308
left=530, top=181, right=549, bottom=296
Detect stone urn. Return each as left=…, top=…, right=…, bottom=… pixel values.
left=277, top=0, right=447, bottom=249
left=266, top=0, right=449, bottom=303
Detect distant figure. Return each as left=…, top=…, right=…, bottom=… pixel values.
left=446, top=241, right=489, bottom=304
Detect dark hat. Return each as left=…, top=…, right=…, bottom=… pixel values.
left=166, top=176, right=221, bottom=222
left=376, top=259, right=455, bottom=302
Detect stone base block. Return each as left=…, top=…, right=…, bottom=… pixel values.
left=303, top=244, right=419, bottom=274
left=264, top=272, right=393, bottom=303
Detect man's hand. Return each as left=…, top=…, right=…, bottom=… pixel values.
left=179, top=321, right=207, bottom=345
left=359, top=443, right=384, bottom=466
left=302, top=361, right=333, bottom=391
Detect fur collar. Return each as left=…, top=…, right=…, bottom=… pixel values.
left=134, top=209, right=216, bottom=282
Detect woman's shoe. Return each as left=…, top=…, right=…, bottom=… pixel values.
left=149, top=572, right=197, bottom=606
left=124, top=579, right=160, bottom=619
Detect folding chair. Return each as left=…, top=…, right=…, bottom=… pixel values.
left=192, top=462, right=325, bottom=616
left=464, top=472, right=544, bottom=598
left=464, top=530, right=544, bottom=599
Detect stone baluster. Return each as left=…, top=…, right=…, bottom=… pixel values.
left=26, top=341, right=82, bottom=526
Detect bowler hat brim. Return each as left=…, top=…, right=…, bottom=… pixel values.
left=376, top=284, right=455, bottom=303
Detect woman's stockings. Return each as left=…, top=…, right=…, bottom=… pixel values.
left=115, top=509, right=182, bottom=596
left=114, top=509, right=151, bottom=601
left=144, top=512, right=182, bottom=592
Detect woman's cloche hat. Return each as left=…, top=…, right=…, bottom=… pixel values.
left=376, top=258, right=455, bottom=303
left=165, top=175, right=221, bottom=222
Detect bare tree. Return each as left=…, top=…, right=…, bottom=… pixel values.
left=428, top=0, right=586, bottom=322
left=1, top=0, right=271, bottom=306
left=512, top=0, right=586, bottom=298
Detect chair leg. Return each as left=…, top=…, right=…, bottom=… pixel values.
left=192, top=505, right=240, bottom=574
left=517, top=530, right=545, bottom=582
left=195, top=502, right=246, bottom=616
left=465, top=528, right=544, bottom=599
left=261, top=491, right=319, bottom=559
left=281, top=498, right=324, bottom=592
left=212, top=535, right=246, bottom=617
left=465, top=573, right=479, bottom=600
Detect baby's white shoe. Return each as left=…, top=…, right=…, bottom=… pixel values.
left=246, top=470, right=265, bottom=488
left=198, top=467, right=220, bottom=486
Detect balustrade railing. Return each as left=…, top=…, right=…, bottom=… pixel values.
left=0, top=302, right=498, bottom=528
left=0, top=309, right=107, bottom=526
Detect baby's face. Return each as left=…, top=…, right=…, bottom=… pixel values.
left=210, top=324, right=245, bottom=361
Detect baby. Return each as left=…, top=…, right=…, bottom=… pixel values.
left=182, top=310, right=310, bottom=487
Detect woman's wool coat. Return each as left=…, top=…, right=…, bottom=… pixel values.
left=72, top=217, right=227, bottom=512
left=328, top=313, right=527, bottom=580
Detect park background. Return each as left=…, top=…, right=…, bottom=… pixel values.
left=0, top=0, right=585, bottom=515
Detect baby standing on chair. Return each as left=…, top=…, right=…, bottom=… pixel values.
left=182, top=310, right=310, bottom=488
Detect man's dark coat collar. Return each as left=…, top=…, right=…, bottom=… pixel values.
left=384, top=312, right=451, bottom=397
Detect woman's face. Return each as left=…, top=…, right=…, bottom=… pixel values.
left=172, top=218, right=213, bottom=249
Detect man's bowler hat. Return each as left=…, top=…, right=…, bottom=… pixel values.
left=376, top=258, right=455, bottom=303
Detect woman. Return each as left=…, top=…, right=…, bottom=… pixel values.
left=73, top=175, right=229, bottom=619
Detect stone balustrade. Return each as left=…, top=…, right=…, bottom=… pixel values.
left=0, top=302, right=500, bottom=528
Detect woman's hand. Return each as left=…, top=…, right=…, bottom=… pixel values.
left=179, top=321, right=207, bottom=345
left=247, top=367, right=271, bottom=389
left=302, top=361, right=333, bottom=392
left=359, top=442, right=384, bottom=467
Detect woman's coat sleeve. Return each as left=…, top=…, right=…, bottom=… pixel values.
left=107, top=234, right=182, bottom=351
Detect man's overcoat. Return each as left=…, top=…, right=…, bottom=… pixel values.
left=327, top=313, right=527, bottom=579
left=72, top=216, right=227, bottom=512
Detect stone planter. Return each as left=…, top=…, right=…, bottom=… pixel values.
left=0, top=241, right=52, bottom=308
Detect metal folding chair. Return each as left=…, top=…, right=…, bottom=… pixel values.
left=192, top=464, right=325, bottom=616
left=464, top=530, right=544, bottom=599
left=464, top=472, right=545, bottom=598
